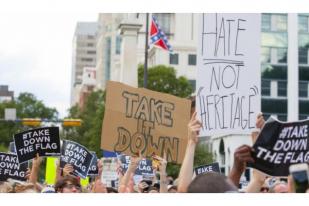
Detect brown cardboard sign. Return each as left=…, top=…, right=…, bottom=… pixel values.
left=101, top=81, right=191, bottom=164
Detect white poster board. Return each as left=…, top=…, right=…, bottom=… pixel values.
left=196, top=13, right=261, bottom=136
left=100, top=157, right=118, bottom=187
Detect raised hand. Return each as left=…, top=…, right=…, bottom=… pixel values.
left=63, top=164, right=74, bottom=177
left=188, top=111, right=202, bottom=144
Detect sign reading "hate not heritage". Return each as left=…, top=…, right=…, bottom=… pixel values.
left=196, top=13, right=261, bottom=136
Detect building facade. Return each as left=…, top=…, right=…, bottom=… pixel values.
left=70, top=22, right=98, bottom=106
left=95, top=13, right=198, bottom=91
left=261, top=13, right=309, bottom=121
left=0, top=85, right=14, bottom=103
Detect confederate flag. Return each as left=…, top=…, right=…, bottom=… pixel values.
left=149, top=15, right=173, bottom=53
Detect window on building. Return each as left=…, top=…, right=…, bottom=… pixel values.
left=299, top=81, right=308, bottom=98
left=189, top=80, right=196, bottom=92
left=115, top=35, right=122, bottom=55
left=300, top=100, right=309, bottom=117
left=273, top=14, right=287, bottom=31
left=277, top=80, right=287, bottom=97
left=277, top=48, right=287, bottom=63
left=87, top=50, right=96, bottom=54
left=299, top=15, right=309, bottom=32
left=87, top=35, right=95, bottom=40
left=277, top=114, right=287, bottom=121
left=262, top=14, right=271, bottom=31
left=299, top=48, right=308, bottom=64
left=262, top=79, right=271, bottom=96
left=87, top=43, right=94, bottom=47
left=188, top=54, right=196, bottom=65
left=153, top=13, right=172, bottom=36
left=261, top=47, right=271, bottom=63
left=299, top=114, right=309, bottom=120
left=81, top=58, right=93, bottom=62
left=169, top=53, right=179, bottom=65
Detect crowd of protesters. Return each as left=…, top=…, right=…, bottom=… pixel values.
left=1, top=98, right=309, bottom=193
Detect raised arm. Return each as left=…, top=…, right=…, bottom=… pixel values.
left=153, top=154, right=168, bottom=193
left=177, top=111, right=201, bottom=192
left=119, top=153, right=142, bottom=193
left=245, top=112, right=267, bottom=192
left=228, top=145, right=254, bottom=187
left=29, top=154, right=42, bottom=185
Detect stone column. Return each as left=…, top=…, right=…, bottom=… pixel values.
left=287, top=13, right=299, bottom=121
left=118, top=20, right=142, bottom=87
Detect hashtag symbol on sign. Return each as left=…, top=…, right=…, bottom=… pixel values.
left=279, top=127, right=288, bottom=139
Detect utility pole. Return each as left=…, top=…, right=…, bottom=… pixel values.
left=144, top=13, right=149, bottom=88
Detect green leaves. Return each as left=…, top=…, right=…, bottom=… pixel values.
left=0, top=92, right=58, bottom=152
left=63, top=90, right=105, bottom=157
left=138, top=65, right=193, bottom=98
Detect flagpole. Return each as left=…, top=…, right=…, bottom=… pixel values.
left=143, top=13, right=149, bottom=88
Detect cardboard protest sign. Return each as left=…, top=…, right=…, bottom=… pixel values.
left=118, top=154, right=154, bottom=176
left=194, top=162, right=220, bottom=175
left=60, top=140, right=94, bottom=179
left=101, top=81, right=191, bottom=164
left=88, top=151, right=99, bottom=176
left=14, top=127, right=61, bottom=163
left=0, top=152, right=28, bottom=181
left=248, top=116, right=309, bottom=176
left=196, top=13, right=261, bottom=136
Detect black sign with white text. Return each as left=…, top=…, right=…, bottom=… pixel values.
left=0, top=152, right=28, bottom=181
left=194, top=162, right=220, bottom=175
left=248, top=116, right=309, bottom=176
left=118, top=154, right=153, bottom=176
left=14, top=127, right=61, bottom=163
left=60, top=140, right=94, bottom=179
left=88, top=151, right=99, bottom=176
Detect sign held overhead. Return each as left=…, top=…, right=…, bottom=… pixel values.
left=196, top=13, right=261, bottom=136
left=101, top=81, right=191, bottom=164
left=14, top=127, right=61, bottom=163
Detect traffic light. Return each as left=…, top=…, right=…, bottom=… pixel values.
left=22, top=118, right=42, bottom=127
left=63, top=119, right=82, bottom=127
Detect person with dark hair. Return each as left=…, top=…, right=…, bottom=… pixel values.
left=148, top=185, right=159, bottom=193
left=167, top=185, right=177, bottom=193
left=106, top=187, right=118, bottom=193
left=188, top=172, right=238, bottom=193
left=55, top=175, right=81, bottom=193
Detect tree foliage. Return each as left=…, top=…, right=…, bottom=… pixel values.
left=63, top=90, right=105, bottom=157
left=138, top=64, right=193, bottom=98
left=0, top=92, right=58, bottom=152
